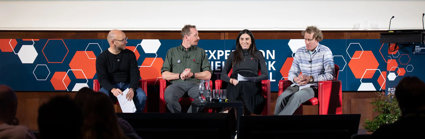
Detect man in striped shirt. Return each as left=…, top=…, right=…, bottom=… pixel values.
left=274, top=26, right=335, bottom=115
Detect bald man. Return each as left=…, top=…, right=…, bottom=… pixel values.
left=96, top=30, right=147, bottom=112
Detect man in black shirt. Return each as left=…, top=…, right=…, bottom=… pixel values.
left=96, top=30, right=146, bottom=112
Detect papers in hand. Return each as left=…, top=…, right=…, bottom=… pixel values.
left=116, top=88, right=137, bottom=113
left=291, top=83, right=313, bottom=90
left=237, top=74, right=248, bottom=81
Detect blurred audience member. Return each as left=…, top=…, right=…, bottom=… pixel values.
left=0, top=85, right=35, bottom=139
left=38, top=95, right=83, bottom=139
left=373, top=76, right=425, bottom=138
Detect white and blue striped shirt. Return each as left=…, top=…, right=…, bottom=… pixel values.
left=288, top=44, right=335, bottom=84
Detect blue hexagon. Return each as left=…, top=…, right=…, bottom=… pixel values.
left=42, top=39, right=69, bottom=63
left=33, top=64, right=51, bottom=81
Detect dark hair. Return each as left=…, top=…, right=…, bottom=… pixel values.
left=38, top=96, right=83, bottom=139
left=302, top=26, right=323, bottom=42
left=233, top=29, right=259, bottom=65
left=181, top=24, right=197, bottom=38
left=76, top=92, right=125, bottom=139
left=0, top=85, right=18, bottom=125
left=395, top=76, right=425, bottom=115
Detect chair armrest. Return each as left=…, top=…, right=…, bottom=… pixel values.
left=159, top=79, right=167, bottom=112
left=318, top=80, right=342, bottom=115
left=261, top=80, right=271, bottom=115
left=278, top=80, right=292, bottom=96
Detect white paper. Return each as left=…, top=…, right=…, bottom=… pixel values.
left=237, top=74, right=248, bottom=81
left=291, top=83, right=314, bottom=90
left=116, top=88, right=137, bottom=113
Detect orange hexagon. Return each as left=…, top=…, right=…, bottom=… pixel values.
left=50, top=72, right=71, bottom=90
left=139, top=57, right=164, bottom=80
left=387, top=59, right=398, bottom=71
left=348, top=51, right=379, bottom=79
left=397, top=68, right=406, bottom=76
left=377, top=71, right=386, bottom=90
left=279, top=57, right=293, bottom=80
left=69, top=51, right=96, bottom=79
left=0, top=39, right=17, bottom=52
left=126, top=46, right=140, bottom=60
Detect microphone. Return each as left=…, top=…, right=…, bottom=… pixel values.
left=389, top=16, right=395, bottom=31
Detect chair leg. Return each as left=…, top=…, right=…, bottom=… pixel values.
left=114, top=104, right=122, bottom=113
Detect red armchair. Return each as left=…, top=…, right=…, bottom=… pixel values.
left=278, top=64, right=342, bottom=115
left=93, top=79, right=148, bottom=112
left=159, top=79, right=213, bottom=113
left=214, top=69, right=271, bottom=115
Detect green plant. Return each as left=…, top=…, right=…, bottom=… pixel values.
left=364, top=92, right=401, bottom=132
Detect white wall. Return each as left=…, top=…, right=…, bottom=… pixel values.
left=0, top=0, right=424, bottom=30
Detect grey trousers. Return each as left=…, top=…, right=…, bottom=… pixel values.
left=274, top=85, right=315, bottom=115
left=164, top=82, right=200, bottom=113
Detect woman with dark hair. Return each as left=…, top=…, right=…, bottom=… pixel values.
left=220, top=29, right=268, bottom=115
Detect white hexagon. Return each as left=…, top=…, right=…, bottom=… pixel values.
left=333, top=55, right=347, bottom=71
left=346, top=43, right=364, bottom=59
left=72, top=83, right=89, bottom=91
left=33, top=64, right=51, bottom=81
left=85, top=43, right=102, bottom=59
left=64, top=69, right=88, bottom=91
left=358, top=82, right=376, bottom=91
left=140, top=39, right=161, bottom=54
left=17, top=45, right=38, bottom=64
left=360, top=69, right=386, bottom=90
left=388, top=72, right=397, bottom=81
left=288, top=39, right=305, bottom=53
left=406, top=64, right=414, bottom=72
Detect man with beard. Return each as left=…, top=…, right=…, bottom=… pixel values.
left=161, top=25, right=211, bottom=113
left=96, top=30, right=146, bottom=112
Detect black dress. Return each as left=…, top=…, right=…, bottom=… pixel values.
left=220, top=50, right=268, bottom=114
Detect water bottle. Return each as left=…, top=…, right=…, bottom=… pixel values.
left=199, top=80, right=205, bottom=103
left=205, top=80, right=211, bottom=102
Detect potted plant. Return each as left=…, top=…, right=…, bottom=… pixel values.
left=364, top=92, right=401, bottom=132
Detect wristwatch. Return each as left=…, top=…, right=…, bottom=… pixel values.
left=309, top=76, right=314, bottom=83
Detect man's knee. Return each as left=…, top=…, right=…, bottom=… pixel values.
left=164, top=87, right=179, bottom=103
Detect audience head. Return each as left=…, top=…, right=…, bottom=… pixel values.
left=38, top=96, right=83, bottom=139
left=74, top=89, right=125, bottom=139
left=395, top=76, right=425, bottom=115
left=302, top=26, right=323, bottom=51
left=181, top=24, right=199, bottom=47
left=0, top=85, right=18, bottom=125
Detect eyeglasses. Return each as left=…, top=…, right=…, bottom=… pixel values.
left=115, top=37, right=128, bottom=42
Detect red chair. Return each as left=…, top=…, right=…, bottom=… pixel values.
left=278, top=64, right=342, bottom=115
left=214, top=69, right=271, bottom=115
left=93, top=79, right=148, bottom=112
left=159, top=79, right=213, bottom=113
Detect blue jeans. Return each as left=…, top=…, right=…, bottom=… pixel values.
left=99, top=82, right=147, bottom=112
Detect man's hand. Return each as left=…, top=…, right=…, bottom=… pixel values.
left=180, top=68, right=192, bottom=80
left=111, top=88, right=122, bottom=97
left=126, top=88, right=134, bottom=101
left=295, top=74, right=308, bottom=85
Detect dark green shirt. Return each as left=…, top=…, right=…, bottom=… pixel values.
left=161, top=45, right=211, bottom=84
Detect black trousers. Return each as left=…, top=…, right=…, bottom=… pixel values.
left=226, top=81, right=265, bottom=115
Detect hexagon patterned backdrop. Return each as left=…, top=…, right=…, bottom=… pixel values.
left=1, top=38, right=424, bottom=92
